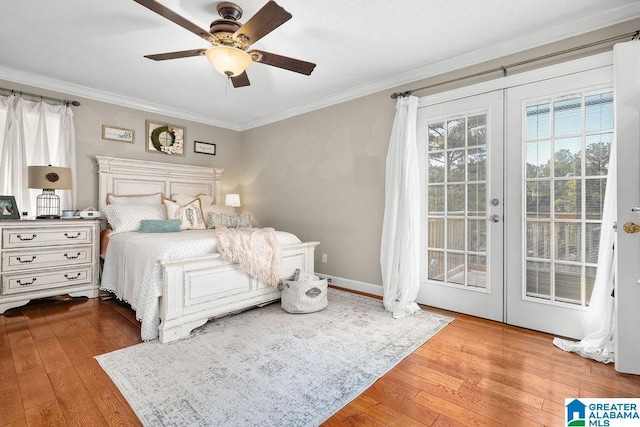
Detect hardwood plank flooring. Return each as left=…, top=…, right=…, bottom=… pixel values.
left=1, top=292, right=639, bottom=426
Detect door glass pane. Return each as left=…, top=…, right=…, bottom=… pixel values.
left=447, top=150, right=466, bottom=182
left=526, top=140, right=551, bottom=178
left=554, top=97, right=581, bottom=136
left=447, top=118, right=465, bottom=148
left=526, top=104, right=550, bottom=139
left=585, top=133, right=612, bottom=176
left=426, top=111, right=489, bottom=290
left=554, top=137, right=581, bottom=177
left=428, top=122, right=445, bottom=151
left=467, top=255, right=486, bottom=289
left=585, top=92, right=613, bottom=132
left=523, top=90, right=612, bottom=307
left=526, top=261, right=550, bottom=299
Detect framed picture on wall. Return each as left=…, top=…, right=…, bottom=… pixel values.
left=194, top=141, right=216, bottom=155
left=102, top=125, right=134, bottom=143
left=0, top=196, right=20, bottom=219
left=145, top=120, right=186, bottom=156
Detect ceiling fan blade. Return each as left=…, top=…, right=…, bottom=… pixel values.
left=144, top=49, right=207, bottom=61
left=231, top=72, right=251, bottom=88
left=133, top=0, right=214, bottom=42
left=250, top=50, right=316, bottom=75
left=234, top=1, right=291, bottom=46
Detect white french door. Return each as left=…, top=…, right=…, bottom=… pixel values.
left=417, top=58, right=613, bottom=339
left=417, top=90, right=504, bottom=322
left=505, top=67, right=613, bottom=339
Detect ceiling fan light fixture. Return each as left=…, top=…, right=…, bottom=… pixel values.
left=205, top=46, right=252, bottom=77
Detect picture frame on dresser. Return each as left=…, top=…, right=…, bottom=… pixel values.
left=0, top=196, right=19, bottom=219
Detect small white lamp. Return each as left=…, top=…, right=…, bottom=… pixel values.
left=28, top=165, right=72, bottom=219
left=225, top=194, right=241, bottom=207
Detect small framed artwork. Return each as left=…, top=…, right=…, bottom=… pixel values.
left=102, top=125, right=134, bottom=143
left=145, top=120, right=186, bottom=156
left=194, top=141, right=216, bottom=156
left=0, top=196, right=20, bottom=219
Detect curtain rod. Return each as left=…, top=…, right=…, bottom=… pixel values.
left=0, top=86, right=81, bottom=106
left=390, top=30, right=640, bottom=99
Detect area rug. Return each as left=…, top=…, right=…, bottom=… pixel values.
left=96, top=288, right=453, bottom=426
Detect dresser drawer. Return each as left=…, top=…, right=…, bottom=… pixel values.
left=2, top=226, right=93, bottom=249
left=2, top=246, right=93, bottom=272
left=2, top=266, right=93, bottom=295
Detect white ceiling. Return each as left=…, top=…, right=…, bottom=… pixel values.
left=1, top=0, right=639, bottom=131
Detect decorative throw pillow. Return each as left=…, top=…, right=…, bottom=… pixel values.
left=107, top=192, right=163, bottom=205
left=163, top=199, right=206, bottom=230
left=139, top=219, right=181, bottom=233
left=205, top=212, right=252, bottom=229
left=104, top=204, right=166, bottom=235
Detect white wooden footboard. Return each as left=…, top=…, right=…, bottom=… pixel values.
left=158, top=241, right=320, bottom=343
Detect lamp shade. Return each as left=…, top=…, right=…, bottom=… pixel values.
left=28, top=166, right=72, bottom=190
left=225, top=194, right=241, bottom=207
left=205, top=46, right=252, bottom=77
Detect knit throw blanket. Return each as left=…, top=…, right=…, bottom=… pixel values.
left=214, top=227, right=283, bottom=287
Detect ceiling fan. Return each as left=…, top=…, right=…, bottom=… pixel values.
left=133, top=0, right=316, bottom=88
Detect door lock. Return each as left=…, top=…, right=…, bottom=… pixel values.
left=488, top=214, right=501, bottom=223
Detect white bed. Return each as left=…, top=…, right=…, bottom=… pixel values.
left=96, top=156, right=320, bottom=343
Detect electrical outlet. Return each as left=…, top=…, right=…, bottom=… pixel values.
left=322, top=253, right=327, bottom=263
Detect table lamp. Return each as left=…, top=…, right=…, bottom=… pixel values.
left=225, top=194, right=241, bottom=207
left=28, top=165, right=72, bottom=219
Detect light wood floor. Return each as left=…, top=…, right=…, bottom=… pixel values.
left=1, top=291, right=639, bottom=426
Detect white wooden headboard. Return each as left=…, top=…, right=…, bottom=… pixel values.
left=95, top=156, right=224, bottom=214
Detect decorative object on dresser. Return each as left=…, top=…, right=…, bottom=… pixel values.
left=0, top=219, right=100, bottom=313
left=145, top=120, right=185, bottom=156
left=0, top=196, right=20, bottom=220
left=27, top=165, right=72, bottom=219
left=194, top=140, right=216, bottom=155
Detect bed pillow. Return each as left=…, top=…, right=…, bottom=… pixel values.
left=107, top=192, right=163, bottom=205
left=164, top=199, right=206, bottom=230
left=205, top=212, right=252, bottom=229
left=104, top=204, right=167, bottom=235
left=139, top=219, right=181, bottom=233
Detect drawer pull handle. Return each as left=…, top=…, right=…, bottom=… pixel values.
left=64, top=252, right=81, bottom=260
left=17, top=278, right=37, bottom=286
left=17, top=256, right=37, bottom=263
left=64, top=232, right=81, bottom=239
left=16, top=234, right=37, bottom=241
left=64, top=273, right=81, bottom=280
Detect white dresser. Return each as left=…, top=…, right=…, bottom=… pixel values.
left=0, top=219, right=100, bottom=313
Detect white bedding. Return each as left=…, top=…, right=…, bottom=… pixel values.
left=101, top=229, right=301, bottom=340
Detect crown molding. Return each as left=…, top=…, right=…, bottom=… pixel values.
left=0, top=66, right=241, bottom=131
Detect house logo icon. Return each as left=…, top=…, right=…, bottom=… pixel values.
left=566, top=399, right=586, bottom=426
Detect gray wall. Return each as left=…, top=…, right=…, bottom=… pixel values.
left=240, top=18, right=640, bottom=288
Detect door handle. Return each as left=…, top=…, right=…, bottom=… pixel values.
left=488, top=214, right=501, bottom=223
left=623, top=222, right=640, bottom=234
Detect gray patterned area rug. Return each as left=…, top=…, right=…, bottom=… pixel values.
left=96, top=288, right=453, bottom=426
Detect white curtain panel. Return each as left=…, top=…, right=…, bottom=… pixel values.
left=380, top=95, right=421, bottom=319
left=0, top=95, right=31, bottom=213
left=0, top=96, right=77, bottom=214
left=553, top=134, right=616, bottom=363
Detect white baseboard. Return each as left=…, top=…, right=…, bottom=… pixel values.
left=319, top=274, right=383, bottom=297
